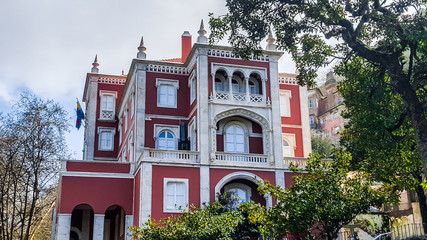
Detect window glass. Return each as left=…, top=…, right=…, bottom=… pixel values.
left=249, top=81, right=256, bottom=94
left=159, top=85, right=176, bottom=107
left=166, top=182, right=186, bottom=210
left=158, top=130, right=176, bottom=150
left=215, top=78, right=223, bottom=91
left=99, top=129, right=114, bottom=151
left=225, top=125, right=245, bottom=153
left=102, top=96, right=115, bottom=111
left=232, top=79, right=239, bottom=93
left=282, top=140, right=292, bottom=157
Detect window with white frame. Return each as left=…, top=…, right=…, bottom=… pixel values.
left=156, top=79, right=179, bottom=108
left=224, top=123, right=246, bottom=153
left=98, top=127, right=115, bottom=151
left=154, top=124, right=179, bottom=150
left=279, top=90, right=292, bottom=117
left=164, top=178, right=188, bottom=213
left=189, top=76, right=196, bottom=103
left=188, top=118, right=197, bottom=151
left=308, top=99, right=314, bottom=108
left=131, top=88, right=135, bottom=117
left=282, top=134, right=296, bottom=157
left=99, top=91, right=117, bottom=120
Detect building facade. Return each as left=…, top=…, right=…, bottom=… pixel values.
left=308, top=72, right=345, bottom=143
left=54, top=23, right=311, bottom=240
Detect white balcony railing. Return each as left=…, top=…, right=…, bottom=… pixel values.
left=283, top=157, right=308, bottom=167
left=215, top=152, right=268, bottom=163
left=214, top=91, right=265, bottom=105
left=143, top=149, right=199, bottom=163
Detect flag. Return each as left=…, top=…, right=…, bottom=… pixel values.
left=76, top=99, right=85, bottom=130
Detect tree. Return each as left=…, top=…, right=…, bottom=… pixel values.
left=130, top=193, right=266, bottom=240
left=0, top=93, right=69, bottom=240
left=209, top=0, right=427, bottom=179
left=311, top=130, right=334, bottom=158
left=258, top=152, right=390, bottom=240
left=335, top=57, right=427, bottom=232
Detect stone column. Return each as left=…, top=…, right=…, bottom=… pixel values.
left=92, top=214, right=105, bottom=240
left=55, top=214, right=71, bottom=240
left=125, top=215, right=133, bottom=240
left=228, top=76, right=233, bottom=100
left=245, top=77, right=250, bottom=103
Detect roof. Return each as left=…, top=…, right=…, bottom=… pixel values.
left=162, top=58, right=182, bottom=63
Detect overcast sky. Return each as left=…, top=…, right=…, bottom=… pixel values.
left=0, top=0, right=298, bottom=159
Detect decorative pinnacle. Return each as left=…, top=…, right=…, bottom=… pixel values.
left=91, top=54, right=99, bottom=73
left=266, top=30, right=277, bottom=50
left=196, top=19, right=208, bottom=44
left=137, top=36, right=147, bottom=59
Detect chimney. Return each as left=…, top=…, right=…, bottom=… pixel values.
left=181, top=31, right=192, bottom=63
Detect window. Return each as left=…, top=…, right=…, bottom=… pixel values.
left=224, top=183, right=251, bottom=209
left=309, top=99, right=313, bottom=108
left=98, top=127, right=115, bottom=151
left=279, top=90, right=292, bottom=117
left=225, top=124, right=246, bottom=153
left=282, top=134, right=296, bottom=157
left=157, top=130, right=176, bottom=150
left=189, top=76, right=196, bottom=103
left=282, top=140, right=292, bottom=157
left=188, top=118, right=197, bottom=151
left=232, top=79, right=240, bottom=92
left=99, top=91, right=117, bottom=120
left=156, top=79, right=179, bottom=108
left=164, top=178, right=189, bottom=213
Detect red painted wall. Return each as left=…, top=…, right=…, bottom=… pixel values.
left=282, top=127, right=304, bottom=157
left=151, top=166, right=200, bottom=220
left=145, top=72, right=190, bottom=117
left=249, top=137, right=263, bottom=154
left=209, top=169, right=275, bottom=202
left=59, top=176, right=133, bottom=215
left=280, top=84, right=301, bottom=126
left=66, top=161, right=130, bottom=174
left=284, top=172, right=303, bottom=188
left=94, top=81, right=125, bottom=159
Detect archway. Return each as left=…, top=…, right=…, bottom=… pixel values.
left=104, top=205, right=125, bottom=240
left=70, top=204, right=94, bottom=240
left=214, top=172, right=271, bottom=209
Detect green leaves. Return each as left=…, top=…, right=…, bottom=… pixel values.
left=259, top=151, right=388, bottom=240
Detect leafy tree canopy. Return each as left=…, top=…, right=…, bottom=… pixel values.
left=259, top=152, right=392, bottom=240
left=209, top=0, right=427, bottom=178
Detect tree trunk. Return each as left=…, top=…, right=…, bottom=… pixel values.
left=415, top=176, right=427, bottom=234
left=388, top=65, right=427, bottom=232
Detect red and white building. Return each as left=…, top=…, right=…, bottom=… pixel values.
left=54, top=22, right=311, bottom=240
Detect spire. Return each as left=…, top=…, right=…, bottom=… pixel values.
left=196, top=19, right=208, bottom=43
left=91, top=54, right=99, bottom=73
left=137, top=36, right=147, bottom=59
left=266, top=30, right=277, bottom=50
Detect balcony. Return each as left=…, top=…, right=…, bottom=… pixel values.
left=142, top=148, right=199, bottom=164
left=213, top=152, right=270, bottom=167
left=214, top=91, right=265, bottom=104
left=283, top=157, right=308, bottom=168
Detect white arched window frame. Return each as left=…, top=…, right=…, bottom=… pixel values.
left=282, top=133, right=296, bottom=157
left=215, top=74, right=227, bottom=92
left=248, top=78, right=261, bottom=94
left=223, top=121, right=248, bottom=153
left=154, top=124, right=180, bottom=150
left=231, top=76, right=245, bottom=93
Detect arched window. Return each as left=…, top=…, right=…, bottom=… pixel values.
left=282, top=140, right=292, bottom=157
left=157, top=130, right=176, bottom=150
left=225, top=124, right=246, bottom=153
left=249, top=80, right=256, bottom=94
left=232, top=79, right=240, bottom=92
left=215, top=78, right=224, bottom=91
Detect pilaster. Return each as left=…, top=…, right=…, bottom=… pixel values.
left=84, top=78, right=98, bottom=160
left=125, top=215, right=134, bottom=240
left=55, top=214, right=71, bottom=240
left=140, top=162, right=152, bottom=225
left=269, top=56, right=284, bottom=168
left=135, top=65, right=147, bottom=158
left=93, top=214, right=105, bottom=240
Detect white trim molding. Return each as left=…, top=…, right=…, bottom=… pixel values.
left=163, top=178, right=189, bottom=213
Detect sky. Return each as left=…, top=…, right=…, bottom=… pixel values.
left=0, top=0, right=300, bottom=159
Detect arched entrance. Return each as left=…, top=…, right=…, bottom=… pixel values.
left=70, top=204, right=94, bottom=240
left=104, top=205, right=125, bottom=240
left=215, top=172, right=271, bottom=209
